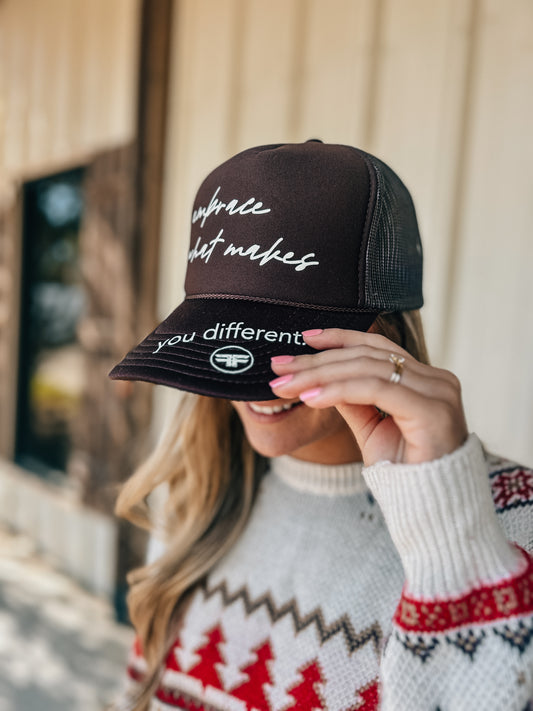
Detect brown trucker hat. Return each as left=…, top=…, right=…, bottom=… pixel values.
left=109, top=140, right=423, bottom=400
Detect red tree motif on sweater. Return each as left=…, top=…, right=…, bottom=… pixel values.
left=232, top=640, right=274, bottom=710
left=162, top=636, right=182, bottom=674
left=188, top=624, right=226, bottom=690
left=347, top=679, right=379, bottom=710
left=285, top=660, right=325, bottom=710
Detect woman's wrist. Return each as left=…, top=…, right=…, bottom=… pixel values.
left=363, top=434, right=524, bottom=598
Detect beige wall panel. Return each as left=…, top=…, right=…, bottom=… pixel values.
left=106, top=0, right=141, bottom=146
left=296, top=0, right=377, bottom=144
left=0, top=0, right=140, bottom=179
left=2, top=0, right=53, bottom=169
left=368, top=0, right=474, bottom=360
left=0, top=2, right=5, bottom=161
left=28, top=0, right=75, bottom=164
left=48, top=0, right=73, bottom=161
left=158, top=0, right=241, bottom=321
left=74, top=0, right=107, bottom=154
left=0, top=2, right=28, bottom=170
left=13, top=0, right=66, bottom=167
left=445, top=0, right=533, bottom=464
left=234, top=0, right=303, bottom=148
left=77, top=0, right=139, bottom=156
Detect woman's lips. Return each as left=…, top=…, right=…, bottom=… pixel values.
left=245, top=400, right=304, bottom=422
left=249, top=400, right=300, bottom=415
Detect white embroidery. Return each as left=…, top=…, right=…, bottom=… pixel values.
left=192, top=186, right=270, bottom=228
left=154, top=333, right=196, bottom=353
left=188, top=231, right=225, bottom=263
left=152, top=323, right=307, bottom=354
left=210, top=346, right=254, bottom=374
left=223, top=237, right=319, bottom=271
left=203, top=322, right=305, bottom=345
left=188, top=232, right=319, bottom=272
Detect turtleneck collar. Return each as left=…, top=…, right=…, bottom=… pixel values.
left=269, top=455, right=365, bottom=496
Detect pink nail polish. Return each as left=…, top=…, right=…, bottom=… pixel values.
left=302, top=329, right=323, bottom=337
left=299, top=387, right=322, bottom=401
left=269, top=374, right=293, bottom=388
left=271, top=355, right=294, bottom=365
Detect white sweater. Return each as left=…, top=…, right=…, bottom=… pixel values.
left=121, top=435, right=533, bottom=710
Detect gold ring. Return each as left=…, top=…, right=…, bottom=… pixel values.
left=389, top=353, right=405, bottom=384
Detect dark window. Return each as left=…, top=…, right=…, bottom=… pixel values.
left=16, top=168, right=86, bottom=482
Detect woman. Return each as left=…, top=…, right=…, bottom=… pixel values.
left=110, top=141, right=533, bottom=710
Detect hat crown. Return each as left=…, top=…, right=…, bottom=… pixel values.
left=184, top=142, right=423, bottom=313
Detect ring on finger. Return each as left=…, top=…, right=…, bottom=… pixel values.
left=389, top=353, right=405, bottom=384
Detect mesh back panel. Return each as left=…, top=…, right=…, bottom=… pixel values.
left=363, top=155, right=423, bottom=310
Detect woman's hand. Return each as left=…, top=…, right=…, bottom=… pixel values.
left=269, top=329, right=468, bottom=466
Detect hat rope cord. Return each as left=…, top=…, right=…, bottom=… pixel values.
left=185, top=293, right=379, bottom=313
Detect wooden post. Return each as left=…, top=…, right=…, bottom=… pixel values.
left=0, top=183, right=23, bottom=460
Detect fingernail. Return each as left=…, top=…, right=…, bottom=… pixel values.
left=271, top=355, right=294, bottom=365
left=299, top=387, right=322, bottom=401
left=302, top=329, right=323, bottom=337
left=269, top=374, right=294, bottom=388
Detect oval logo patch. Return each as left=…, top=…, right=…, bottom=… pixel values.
left=210, top=346, right=254, bottom=374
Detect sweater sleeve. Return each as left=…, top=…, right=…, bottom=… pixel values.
left=362, top=434, right=533, bottom=711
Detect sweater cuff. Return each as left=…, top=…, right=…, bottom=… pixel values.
left=362, top=434, right=524, bottom=598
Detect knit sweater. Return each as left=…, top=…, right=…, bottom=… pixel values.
left=119, top=435, right=533, bottom=710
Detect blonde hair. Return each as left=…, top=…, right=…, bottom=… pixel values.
left=372, top=309, right=429, bottom=365
left=115, top=309, right=428, bottom=709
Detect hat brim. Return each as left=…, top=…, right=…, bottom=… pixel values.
left=109, top=298, right=378, bottom=401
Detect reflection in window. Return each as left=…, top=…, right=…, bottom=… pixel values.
left=16, top=168, right=86, bottom=481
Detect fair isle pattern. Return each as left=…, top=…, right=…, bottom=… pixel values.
left=490, top=466, right=533, bottom=512
left=116, top=438, right=533, bottom=710
left=393, top=617, right=533, bottom=665
left=147, top=679, right=379, bottom=711
left=393, top=547, right=533, bottom=633
left=125, top=583, right=383, bottom=711
left=375, top=446, right=533, bottom=711
left=123, top=460, right=389, bottom=711
left=127, top=629, right=380, bottom=711
left=153, top=633, right=379, bottom=711
left=203, top=579, right=383, bottom=655
left=150, top=681, right=380, bottom=711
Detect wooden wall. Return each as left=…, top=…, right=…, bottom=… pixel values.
left=0, top=0, right=140, bottom=179
left=0, top=0, right=141, bottom=457
left=157, top=0, right=533, bottom=465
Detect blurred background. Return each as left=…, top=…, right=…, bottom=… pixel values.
left=0, top=0, right=532, bottom=708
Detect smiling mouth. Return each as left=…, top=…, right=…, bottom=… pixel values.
left=248, top=400, right=302, bottom=415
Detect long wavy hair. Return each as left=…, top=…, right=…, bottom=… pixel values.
left=114, top=310, right=429, bottom=710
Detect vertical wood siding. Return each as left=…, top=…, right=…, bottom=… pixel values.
left=158, top=0, right=533, bottom=464
left=0, top=0, right=140, bottom=178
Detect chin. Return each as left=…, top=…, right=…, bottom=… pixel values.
left=243, top=432, right=306, bottom=459
left=232, top=400, right=310, bottom=456
left=231, top=399, right=356, bottom=462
